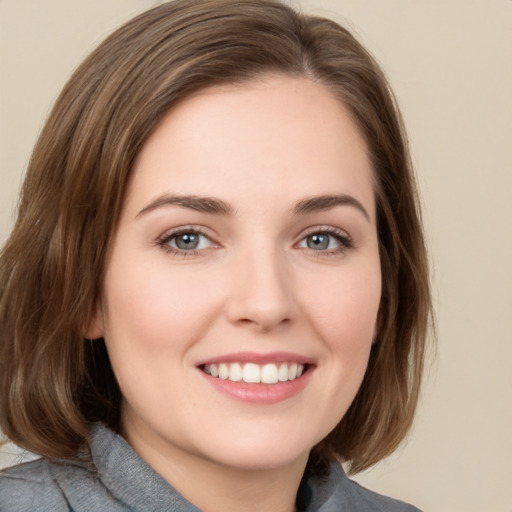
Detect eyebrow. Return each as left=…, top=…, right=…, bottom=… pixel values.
left=137, top=194, right=233, bottom=217
left=137, top=193, right=370, bottom=221
left=293, top=194, right=370, bottom=221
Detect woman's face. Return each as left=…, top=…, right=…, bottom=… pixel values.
left=91, top=75, right=381, bottom=476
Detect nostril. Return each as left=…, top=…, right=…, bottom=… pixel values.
left=225, top=259, right=295, bottom=330
left=236, top=316, right=291, bottom=332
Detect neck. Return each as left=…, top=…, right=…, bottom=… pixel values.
left=170, top=457, right=306, bottom=512
left=122, top=423, right=308, bottom=512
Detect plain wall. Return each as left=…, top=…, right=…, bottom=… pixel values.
left=1, top=1, right=511, bottom=511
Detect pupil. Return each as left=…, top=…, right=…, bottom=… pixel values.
left=176, top=233, right=198, bottom=250
left=308, top=234, right=328, bottom=250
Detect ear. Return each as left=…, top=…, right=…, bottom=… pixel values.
left=83, top=300, right=105, bottom=340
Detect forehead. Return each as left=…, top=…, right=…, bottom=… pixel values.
left=127, top=75, right=374, bottom=219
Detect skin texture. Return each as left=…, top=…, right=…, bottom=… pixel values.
left=88, top=75, right=382, bottom=512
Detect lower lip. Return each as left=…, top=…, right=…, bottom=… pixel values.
left=199, top=369, right=313, bottom=404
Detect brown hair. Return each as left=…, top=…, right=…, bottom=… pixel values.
left=0, top=0, right=432, bottom=473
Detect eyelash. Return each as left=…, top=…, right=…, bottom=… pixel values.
left=156, top=226, right=354, bottom=257
left=296, top=227, right=354, bottom=257
left=157, top=226, right=216, bottom=257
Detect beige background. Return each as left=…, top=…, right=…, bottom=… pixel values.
left=1, top=1, right=511, bottom=510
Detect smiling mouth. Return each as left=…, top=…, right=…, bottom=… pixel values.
left=201, top=362, right=308, bottom=384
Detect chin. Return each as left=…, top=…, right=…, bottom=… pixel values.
left=208, top=446, right=310, bottom=472
left=194, top=426, right=323, bottom=472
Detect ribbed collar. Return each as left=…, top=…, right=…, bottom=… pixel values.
left=89, top=423, right=347, bottom=512
left=90, top=424, right=201, bottom=511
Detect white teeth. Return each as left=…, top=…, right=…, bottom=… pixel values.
left=243, top=363, right=261, bottom=383
left=278, top=363, right=289, bottom=382
left=229, top=362, right=243, bottom=382
left=203, top=362, right=306, bottom=384
left=218, top=363, right=229, bottom=380
left=261, top=363, right=279, bottom=384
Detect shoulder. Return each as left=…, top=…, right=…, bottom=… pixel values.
left=342, top=476, right=421, bottom=511
left=0, top=458, right=72, bottom=511
left=302, top=462, right=422, bottom=512
left=0, top=429, right=150, bottom=512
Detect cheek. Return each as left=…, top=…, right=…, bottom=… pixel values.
left=303, top=265, right=381, bottom=355
left=101, top=258, right=223, bottom=354
left=100, top=260, right=225, bottom=413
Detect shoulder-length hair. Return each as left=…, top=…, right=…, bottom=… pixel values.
left=0, top=0, right=431, bottom=473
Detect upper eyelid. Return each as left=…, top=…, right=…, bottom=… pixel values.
left=156, top=224, right=353, bottom=247
left=294, top=226, right=355, bottom=253
left=158, top=224, right=218, bottom=240
left=157, top=227, right=219, bottom=256
left=297, top=225, right=351, bottom=240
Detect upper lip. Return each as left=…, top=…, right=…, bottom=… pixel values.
left=196, top=351, right=315, bottom=367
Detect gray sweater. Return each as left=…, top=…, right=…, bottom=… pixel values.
left=0, top=424, right=420, bottom=511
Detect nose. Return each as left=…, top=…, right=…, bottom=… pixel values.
left=225, top=247, right=296, bottom=332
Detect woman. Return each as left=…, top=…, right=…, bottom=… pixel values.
left=0, top=1, right=431, bottom=510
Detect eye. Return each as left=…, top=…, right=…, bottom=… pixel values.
left=158, top=229, right=214, bottom=254
left=297, top=229, right=352, bottom=253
